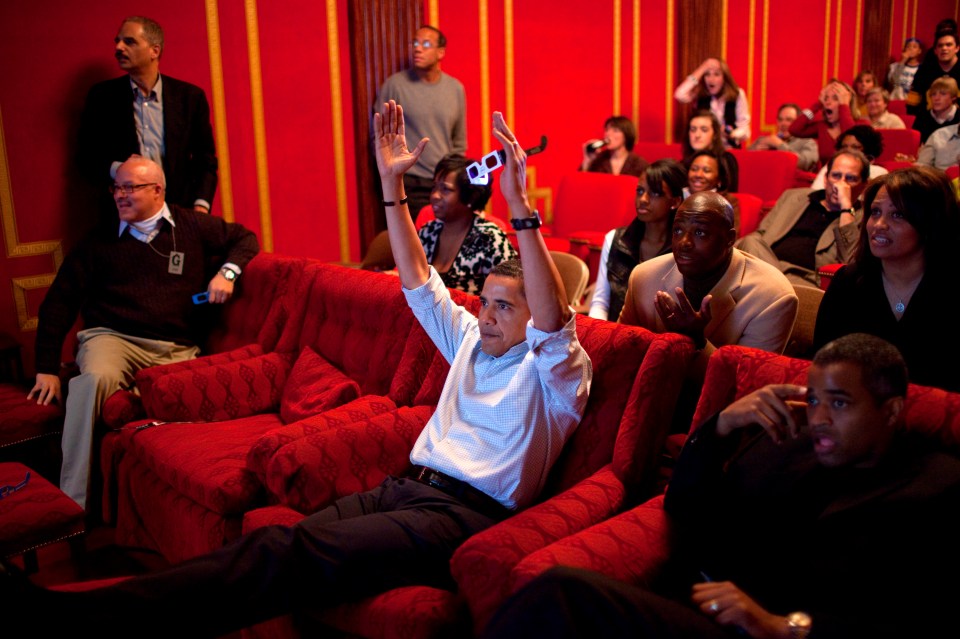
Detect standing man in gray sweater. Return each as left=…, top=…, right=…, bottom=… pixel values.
left=376, top=25, right=467, bottom=219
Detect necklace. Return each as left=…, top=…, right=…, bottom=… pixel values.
left=881, top=271, right=922, bottom=316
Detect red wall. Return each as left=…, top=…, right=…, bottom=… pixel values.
left=0, top=0, right=955, bottom=376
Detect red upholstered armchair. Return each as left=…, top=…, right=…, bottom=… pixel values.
left=552, top=172, right=639, bottom=265
left=728, top=149, right=798, bottom=211
left=505, top=345, right=960, bottom=625
left=239, top=319, right=696, bottom=639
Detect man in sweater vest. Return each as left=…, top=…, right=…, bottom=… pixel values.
left=28, top=156, right=259, bottom=511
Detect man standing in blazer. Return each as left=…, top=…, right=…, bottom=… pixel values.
left=78, top=16, right=218, bottom=216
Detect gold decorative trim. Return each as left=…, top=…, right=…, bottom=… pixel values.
left=822, top=0, right=832, bottom=85
left=505, top=0, right=515, bottom=124
left=204, top=0, right=234, bottom=222
left=525, top=167, right=553, bottom=224
left=0, top=105, right=63, bottom=331
left=910, top=0, right=918, bottom=39
left=722, top=0, right=729, bottom=59
left=326, top=0, right=351, bottom=264
left=852, top=0, right=863, bottom=77
left=887, top=0, right=895, bottom=61
left=428, top=0, right=439, bottom=26
left=480, top=0, right=491, bottom=154
left=666, top=0, right=675, bottom=143
left=632, top=0, right=640, bottom=124
left=613, top=0, right=622, bottom=114
left=244, top=0, right=274, bottom=252
left=759, top=0, right=774, bottom=134
left=833, top=0, right=843, bottom=79
left=747, top=0, right=756, bottom=138
left=899, top=0, right=907, bottom=51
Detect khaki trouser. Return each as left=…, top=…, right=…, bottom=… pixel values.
left=60, top=328, right=198, bottom=509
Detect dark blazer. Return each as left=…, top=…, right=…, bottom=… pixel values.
left=78, top=74, right=218, bottom=209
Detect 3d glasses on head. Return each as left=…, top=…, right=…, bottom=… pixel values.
left=466, top=136, right=549, bottom=185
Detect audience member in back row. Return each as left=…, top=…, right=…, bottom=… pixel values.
left=619, top=191, right=797, bottom=382
left=864, top=87, right=906, bottom=129
left=810, top=124, right=887, bottom=189
left=748, top=103, right=819, bottom=172
left=674, top=57, right=750, bottom=148
left=906, top=25, right=960, bottom=116
left=682, top=110, right=739, bottom=192
left=888, top=37, right=923, bottom=100
left=589, top=159, right=686, bottom=321
left=914, top=120, right=960, bottom=171
left=789, top=79, right=860, bottom=166
left=417, top=154, right=518, bottom=295
left=580, top=115, right=649, bottom=177
left=814, top=167, right=960, bottom=392
left=737, top=150, right=869, bottom=286
left=851, top=69, right=878, bottom=117
left=684, top=150, right=741, bottom=235
left=908, top=76, right=960, bottom=144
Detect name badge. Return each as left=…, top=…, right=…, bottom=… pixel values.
left=168, top=251, right=185, bottom=275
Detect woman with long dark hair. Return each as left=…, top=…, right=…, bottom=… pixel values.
left=588, top=159, right=686, bottom=321
left=814, top=166, right=960, bottom=391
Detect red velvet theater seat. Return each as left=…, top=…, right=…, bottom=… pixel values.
left=728, top=148, right=798, bottom=211
left=239, top=317, right=696, bottom=639
left=507, top=345, right=960, bottom=618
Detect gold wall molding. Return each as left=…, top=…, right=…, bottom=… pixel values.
left=852, top=0, right=863, bottom=77
left=613, top=0, right=622, bottom=114
left=479, top=0, right=491, bottom=154
left=747, top=0, right=756, bottom=135
left=632, top=0, right=640, bottom=123
left=759, top=0, right=773, bottom=134
left=505, top=0, right=515, bottom=124
left=0, top=105, right=63, bottom=331
left=525, top=167, right=553, bottom=224
left=722, top=0, right=729, bottom=58
left=429, top=0, right=439, bottom=26
left=666, top=0, right=675, bottom=143
left=245, top=0, right=274, bottom=252
left=833, top=0, right=843, bottom=79
left=205, top=0, right=235, bottom=222
left=822, top=0, right=832, bottom=85
left=326, top=0, right=351, bottom=263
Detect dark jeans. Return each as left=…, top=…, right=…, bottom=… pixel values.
left=403, top=174, right=434, bottom=222
left=482, top=566, right=737, bottom=639
left=36, top=477, right=499, bottom=638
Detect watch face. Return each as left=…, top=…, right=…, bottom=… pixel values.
left=221, top=269, right=237, bottom=281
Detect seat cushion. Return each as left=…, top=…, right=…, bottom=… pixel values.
left=0, top=384, right=64, bottom=449
left=121, top=413, right=284, bottom=515
left=0, top=462, right=84, bottom=557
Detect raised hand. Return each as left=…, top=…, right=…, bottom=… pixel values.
left=491, top=111, right=529, bottom=210
left=373, top=100, right=429, bottom=180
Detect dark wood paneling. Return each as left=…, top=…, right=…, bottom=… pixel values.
left=348, top=0, right=424, bottom=255
left=674, top=2, right=724, bottom=143
left=861, top=0, right=893, bottom=90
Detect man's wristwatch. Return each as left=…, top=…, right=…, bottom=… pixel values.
left=786, top=611, right=812, bottom=639
left=219, top=267, right=238, bottom=282
left=510, top=210, right=542, bottom=231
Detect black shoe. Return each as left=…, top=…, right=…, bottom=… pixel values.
left=0, top=555, right=42, bottom=637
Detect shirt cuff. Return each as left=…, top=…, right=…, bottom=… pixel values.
left=193, top=199, right=211, bottom=211
left=222, top=263, right=242, bottom=276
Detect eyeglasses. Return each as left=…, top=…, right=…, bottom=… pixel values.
left=109, top=182, right=158, bottom=195
left=0, top=471, right=30, bottom=500
left=827, top=172, right=862, bottom=185
left=411, top=39, right=437, bottom=49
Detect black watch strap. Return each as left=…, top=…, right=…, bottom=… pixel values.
left=510, top=210, right=542, bottom=231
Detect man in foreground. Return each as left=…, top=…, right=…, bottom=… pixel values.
left=5, top=102, right=590, bottom=637
left=482, top=333, right=960, bottom=639
left=29, top=156, right=259, bottom=510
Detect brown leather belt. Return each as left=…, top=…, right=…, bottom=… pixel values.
left=406, top=465, right=511, bottom=520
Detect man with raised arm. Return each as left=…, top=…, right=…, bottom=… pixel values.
left=2, top=101, right=591, bottom=638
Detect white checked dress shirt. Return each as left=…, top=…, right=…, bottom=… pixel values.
left=404, top=268, right=592, bottom=510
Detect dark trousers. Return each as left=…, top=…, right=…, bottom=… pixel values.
left=403, top=174, right=434, bottom=222
left=37, top=477, right=499, bottom=638
left=482, top=566, right=736, bottom=639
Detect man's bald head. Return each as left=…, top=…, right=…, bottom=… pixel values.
left=113, top=157, right=166, bottom=223
left=680, top=191, right=735, bottom=228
